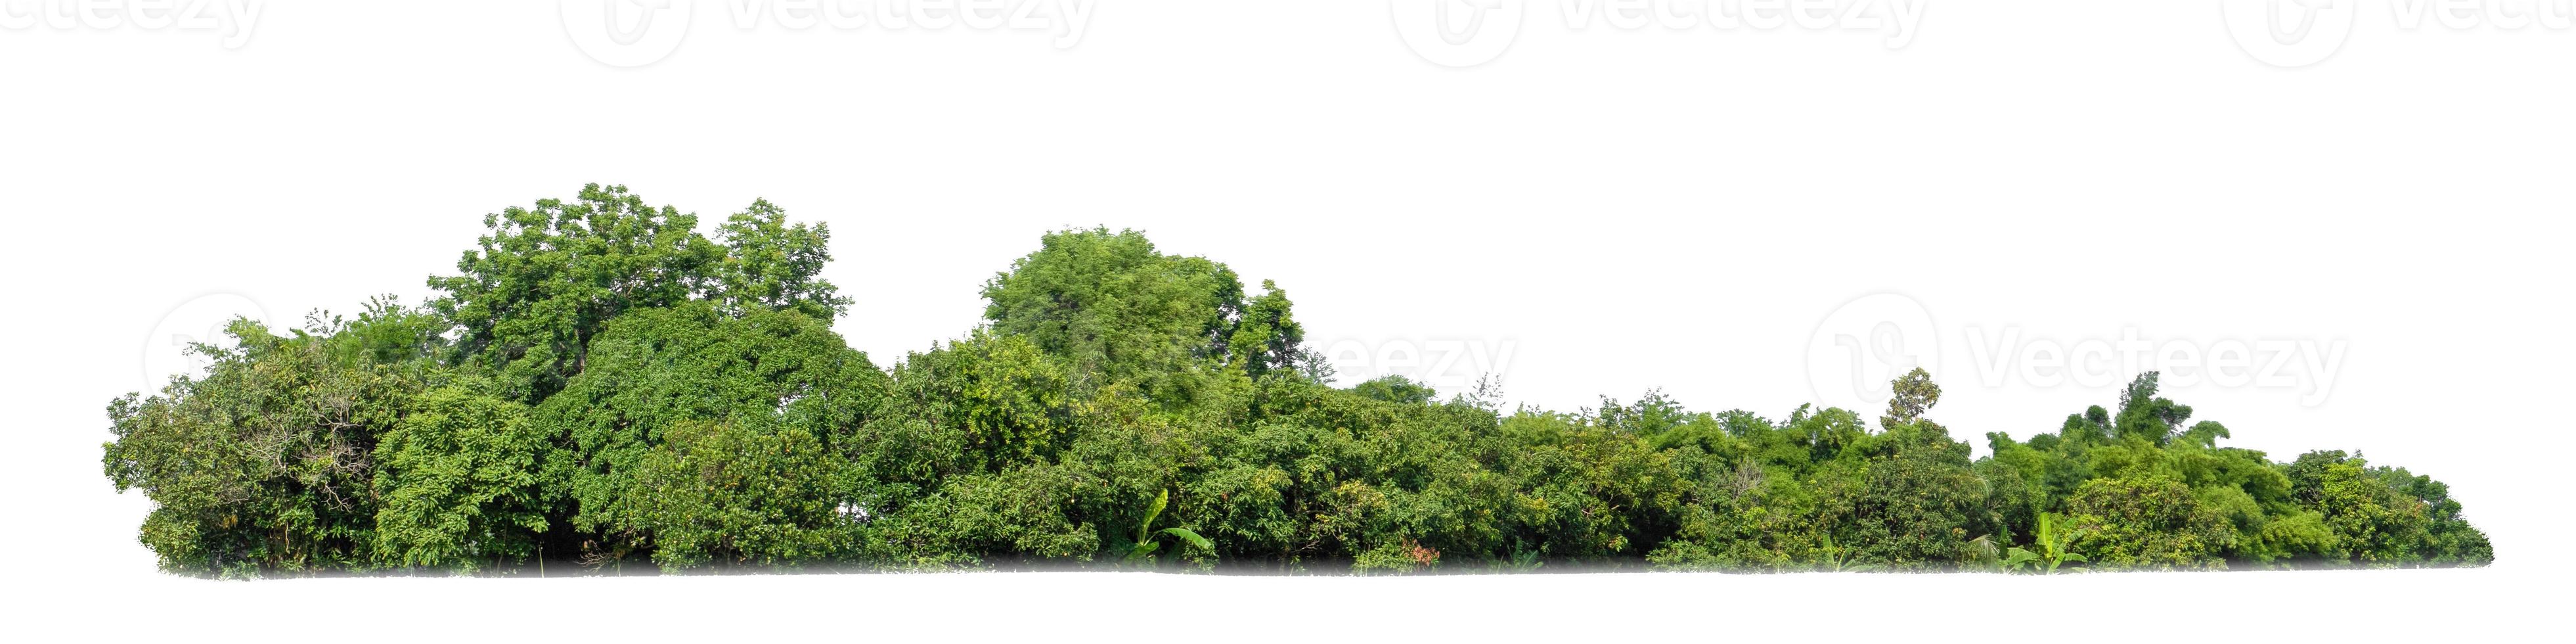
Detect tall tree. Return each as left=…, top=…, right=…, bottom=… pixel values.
left=1882, top=367, right=1942, bottom=426
left=2114, top=372, right=2194, bottom=446
left=430, top=185, right=852, bottom=403
left=979, top=227, right=1314, bottom=403
left=711, top=198, right=850, bottom=319
left=428, top=184, right=722, bottom=402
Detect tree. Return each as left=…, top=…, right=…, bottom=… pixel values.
left=1882, top=367, right=1941, bottom=426
left=2375, top=466, right=2495, bottom=565
left=1350, top=375, right=1439, bottom=405
left=858, top=331, right=1078, bottom=486
left=536, top=304, right=886, bottom=562
left=429, top=184, right=722, bottom=402
left=372, top=384, right=550, bottom=572
left=980, top=228, right=1241, bottom=394
left=2285, top=451, right=2442, bottom=565
left=2114, top=372, right=2194, bottom=446
left=979, top=227, right=1318, bottom=404
left=429, top=185, right=852, bottom=403
left=1223, top=280, right=1308, bottom=380
left=2064, top=475, right=2234, bottom=569
left=102, top=319, right=416, bottom=577
left=611, top=419, right=857, bottom=571
left=100, top=204, right=2497, bottom=576
left=1811, top=451, right=1991, bottom=568
left=710, top=199, right=850, bottom=319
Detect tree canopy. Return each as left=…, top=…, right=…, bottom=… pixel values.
left=100, top=185, right=2493, bottom=577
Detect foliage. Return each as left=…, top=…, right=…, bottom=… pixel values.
left=102, top=319, right=418, bottom=577
left=1120, top=490, right=1214, bottom=566
left=2062, top=476, right=2232, bottom=570
left=428, top=184, right=850, bottom=403
left=371, top=382, right=548, bottom=572
left=98, top=187, right=2495, bottom=576
left=977, top=227, right=1318, bottom=407
left=2000, top=513, right=2086, bottom=574
left=610, top=419, right=856, bottom=571
left=537, top=304, right=886, bottom=563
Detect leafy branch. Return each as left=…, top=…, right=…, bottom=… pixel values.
left=2001, top=512, right=2087, bottom=574
left=1123, top=489, right=1212, bottom=567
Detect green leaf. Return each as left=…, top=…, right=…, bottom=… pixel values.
left=1128, top=541, right=1161, bottom=562
left=1159, top=527, right=1213, bottom=551
left=1136, top=489, right=1169, bottom=545
left=2001, top=547, right=2040, bottom=569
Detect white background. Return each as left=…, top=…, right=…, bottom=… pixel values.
left=3, top=1, right=2567, bottom=640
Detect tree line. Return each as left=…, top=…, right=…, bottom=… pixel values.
left=100, top=185, right=2493, bottom=577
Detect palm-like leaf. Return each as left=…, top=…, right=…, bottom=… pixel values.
left=1124, top=490, right=1211, bottom=565
left=1159, top=527, right=1212, bottom=551
left=1135, top=490, right=1169, bottom=545
left=2001, top=547, right=2041, bottom=571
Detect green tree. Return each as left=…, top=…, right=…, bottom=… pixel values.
left=855, top=331, right=1078, bottom=490
left=536, top=304, right=886, bottom=562
left=2114, top=372, right=2194, bottom=446
left=1222, top=280, right=1308, bottom=379
left=2284, top=451, right=2456, bottom=565
left=979, top=227, right=1320, bottom=405
left=102, top=319, right=416, bottom=577
left=99, top=209, right=2500, bottom=577
left=710, top=199, right=851, bottom=319
left=1350, top=375, right=1440, bottom=405
left=430, top=184, right=851, bottom=403
left=980, top=228, right=1241, bottom=394
left=371, top=383, right=550, bottom=572
left=2063, top=475, right=2234, bottom=569
left=1882, top=367, right=1941, bottom=426
left=611, top=419, right=858, bottom=571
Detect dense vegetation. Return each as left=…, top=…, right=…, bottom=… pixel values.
left=101, top=185, right=2493, bottom=577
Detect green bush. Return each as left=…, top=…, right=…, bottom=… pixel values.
left=99, top=185, right=2495, bottom=576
